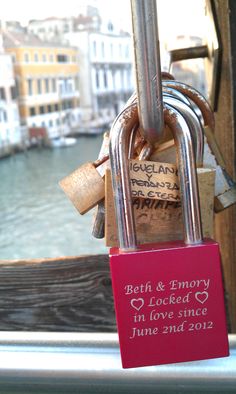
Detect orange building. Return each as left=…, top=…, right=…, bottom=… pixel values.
left=3, top=30, right=80, bottom=138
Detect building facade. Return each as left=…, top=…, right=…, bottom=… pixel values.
left=67, top=29, right=134, bottom=126
left=0, top=32, right=22, bottom=154
left=28, top=8, right=134, bottom=129
left=3, top=31, right=80, bottom=139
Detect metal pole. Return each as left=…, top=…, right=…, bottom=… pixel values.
left=131, top=0, right=164, bottom=145
left=0, top=332, right=235, bottom=393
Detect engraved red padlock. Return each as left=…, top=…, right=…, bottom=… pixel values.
left=109, top=102, right=229, bottom=369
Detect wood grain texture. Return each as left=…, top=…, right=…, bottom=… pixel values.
left=213, top=0, right=236, bottom=332
left=0, top=255, right=116, bottom=332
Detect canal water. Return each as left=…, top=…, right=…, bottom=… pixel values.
left=0, top=135, right=108, bottom=260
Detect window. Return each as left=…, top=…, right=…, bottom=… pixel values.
left=52, top=79, right=56, bottom=92
left=29, top=107, right=36, bottom=116
left=27, top=79, right=33, bottom=95
left=39, top=106, right=45, bottom=114
left=50, top=54, right=54, bottom=62
left=93, top=41, right=97, bottom=57
left=63, top=24, right=69, bottom=33
left=54, top=103, right=59, bottom=111
left=44, top=79, right=49, bottom=93
left=0, top=87, right=6, bottom=100
left=110, top=43, right=113, bottom=57
left=24, top=53, right=29, bottom=62
left=49, top=120, right=53, bottom=127
left=75, top=76, right=79, bottom=90
left=3, top=110, right=7, bottom=122
left=108, top=22, right=114, bottom=32
left=15, top=79, right=20, bottom=97
left=47, top=105, right=52, bottom=112
left=10, top=86, right=18, bottom=100
left=57, top=54, right=68, bottom=63
left=37, top=79, right=42, bottom=94
left=42, top=53, right=47, bottom=62
left=34, top=53, right=39, bottom=62
left=103, top=70, right=107, bottom=88
left=96, top=70, right=100, bottom=89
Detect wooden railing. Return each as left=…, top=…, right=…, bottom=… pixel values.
left=0, top=255, right=116, bottom=332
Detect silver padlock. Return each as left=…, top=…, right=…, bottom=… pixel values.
left=109, top=100, right=228, bottom=368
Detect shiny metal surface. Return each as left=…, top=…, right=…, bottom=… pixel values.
left=163, top=85, right=191, bottom=106
left=163, top=80, right=215, bottom=130
left=110, top=102, right=202, bottom=250
left=164, top=95, right=204, bottom=166
left=170, top=45, right=208, bottom=63
left=131, top=0, right=164, bottom=145
left=0, top=332, right=235, bottom=393
left=110, top=103, right=139, bottom=250
left=164, top=104, right=203, bottom=244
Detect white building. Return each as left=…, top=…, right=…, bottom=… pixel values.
left=66, top=27, right=134, bottom=126
left=28, top=8, right=134, bottom=129
left=28, top=17, right=73, bottom=44
left=0, top=32, right=22, bottom=154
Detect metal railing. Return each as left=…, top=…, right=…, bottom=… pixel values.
left=0, top=332, right=235, bottom=393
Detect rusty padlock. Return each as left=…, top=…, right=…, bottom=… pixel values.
left=59, top=155, right=108, bottom=215
left=92, top=132, right=110, bottom=238
left=109, top=102, right=228, bottom=368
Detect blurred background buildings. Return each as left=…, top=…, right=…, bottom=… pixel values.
left=0, top=0, right=206, bottom=157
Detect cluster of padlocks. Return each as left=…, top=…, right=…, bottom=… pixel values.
left=59, top=0, right=233, bottom=369
left=59, top=74, right=231, bottom=368
left=59, top=74, right=236, bottom=248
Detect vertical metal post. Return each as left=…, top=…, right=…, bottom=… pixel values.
left=131, top=0, right=164, bottom=145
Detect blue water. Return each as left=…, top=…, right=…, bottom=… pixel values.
left=0, top=135, right=108, bottom=259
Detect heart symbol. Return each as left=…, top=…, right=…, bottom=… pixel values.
left=195, top=291, right=208, bottom=304
left=131, top=298, right=144, bottom=311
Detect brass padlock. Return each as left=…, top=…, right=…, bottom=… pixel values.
left=59, top=158, right=106, bottom=215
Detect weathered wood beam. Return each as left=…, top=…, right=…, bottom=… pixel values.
left=214, top=0, right=236, bottom=332
left=0, top=255, right=116, bottom=332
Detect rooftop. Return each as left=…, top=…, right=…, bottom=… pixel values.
left=3, top=29, right=75, bottom=49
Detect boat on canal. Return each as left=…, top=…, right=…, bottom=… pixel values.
left=49, top=136, right=77, bottom=148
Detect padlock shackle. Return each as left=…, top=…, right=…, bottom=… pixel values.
left=110, top=103, right=139, bottom=250
left=126, top=80, right=215, bottom=132
left=110, top=102, right=203, bottom=251
left=163, top=80, right=215, bottom=130
left=164, top=103, right=203, bottom=244
left=130, top=0, right=164, bottom=145
left=164, top=96, right=204, bottom=167
left=163, top=86, right=191, bottom=106
left=125, top=92, right=204, bottom=167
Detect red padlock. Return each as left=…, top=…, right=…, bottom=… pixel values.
left=109, top=102, right=229, bottom=369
